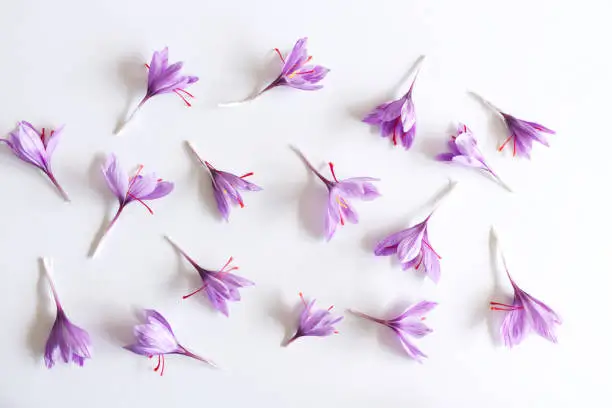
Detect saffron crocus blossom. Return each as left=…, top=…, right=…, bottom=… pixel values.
left=165, top=236, right=254, bottom=316
left=293, top=148, right=380, bottom=240
left=470, top=92, right=554, bottom=159
left=362, top=57, right=424, bottom=149
left=286, top=293, right=343, bottom=346
left=219, top=37, right=329, bottom=107
left=490, top=253, right=561, bottom=348
left=115, top=47, right=198, bottom=134
left=90, top=154, right=173, bottom=257
left=374, top=182, right=456, bottom=283
left=350, top=301, right=437, bottom=362
left=125, top=309, right=217, bottom=375
left=187, top=141, right=262, bottom=221
left=0, top=121, right=70, bottom=201
left=437, top=123, right=512, bottom=192
left=41, top=258, right=92, bottom=368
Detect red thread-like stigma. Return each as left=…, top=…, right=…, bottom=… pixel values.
left=299, top=292, right=307, bottom=306
left=422, top=240, right=442, bottom=259
left=183, top=286, right=205, bottom=299
left=498, top=135, right=513, bottom=152
left=328, top=162, right=339, bottom=182
left=240, top=172, right=254, bottom=179
left=173, top=90, right=192, bottom=107
left=273, top=48, right=285, bottom=63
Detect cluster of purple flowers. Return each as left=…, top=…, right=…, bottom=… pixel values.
left=0, top=38, right=560, bottom=372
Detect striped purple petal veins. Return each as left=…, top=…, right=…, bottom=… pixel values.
left=0, top=121, right=70, bottom=202
left=285, top=293, right=343, bottom=346
left=41, top=258, right=92, bottom=368
left=490, top=249, right=562, bottom=348
left=124, top=309, right=217, bottom=375
left=219, top=37, right=329, bottom=107
left=90, top=154, right=174, bottom=258
left=165, top=236, right=254, bottom=317
left=293, top=147, right=380, bottom=240
left=116, top=47, right=198, bottom=134
left=187, top=141, right=262, bottom=221
left=350, top=301, right=437, bottom=362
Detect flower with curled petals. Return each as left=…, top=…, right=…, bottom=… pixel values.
left=437, top=123, right=511, bottom=191
left=187, top=141, right=262, bottom=221
left=165, top=236, right=254, bottom=316
left=293, top=148, right=380, bottom=240
left=286, top=293, right=343, bottom=346
left=1, top=121, right=70, bottom=201
left=116, top=47, right=198, bottom=134
left=490, top=243, right=561, bottom=348
left=374, top=182, right=456, bottom=283
left=41, top=258, right=92, bottom=368
left=470, top=92, right=554, bottom=159
left=363, top=57, right=424, bottom=149
left=350, top=301, right=437, bottom=362
left=124, top=309, right=217, bottom=375
left=89, top=154, right=174, bottom=257
left=219, top=37, right=329, bottom=107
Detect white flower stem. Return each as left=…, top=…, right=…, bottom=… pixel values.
left=468, top=91, right=504, bottom=118
left=179, top=345, right=218, bottom=368
left=46, top=171, right=71, bottom=202
left=185, top=141, right=207, bottom=168
left=114, top=97, right=148, bottom=135
left=41, top=257, right=62, bottom=309
left=484, top=167, right=513, bottom=193
left=395, top=55, right=426, bottom=99
left=429, top=179, right=459, bottom=215
left=89, top=207, right=123, bottom=258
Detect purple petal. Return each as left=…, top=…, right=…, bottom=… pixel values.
left=126, top=174, right=158, bottom=199
left=394, top=329, right=428, bottom=362
left=6, top=121, right=47, bottom=169
left=140, top=181, right=174, bottom=200
left=436, top=152, right=455, bottom=162
left=500, top=308, right=528, bottom=348
left=390, top=301, right=438, bottom=322
left=396, top=222, right=427, bottom=263
left=396, top=321, right=433, bottom=338
left=399, top=124, right=416, bottom=150
left=282, top=37, right=309, bottom=76
left=374, top=229, right=412, bottom=256
left=420, top=244, right=441, bottom=283
left=44, top=125, right=64, bottom=158
left=101, top=154, right=128, bottom=200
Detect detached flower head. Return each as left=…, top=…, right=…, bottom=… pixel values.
left=490, top=255, right=561, bottom=348
left=125, top=309, right=217, bottom=375
left=286, top=293, right=343, bottom=346
left=363, top=57, right=424, bottom=149
left=219, top=37, right=329, bottom=107
left=374, top=182, right=456, bottom=283
left=471, top=92, right=554, bottom=159
left=41, top=258, right=92, bottom=368
left=350, top=301, right=437, bottom=362
left=187, top=141, right=262, bottom=221
left=116, top=47, right=198, bottom=134
left=437, top=123, right=511, bottom=191
left=293, top=148, right=380, bottom=240
left=1, top=121, right=70, bottom=201
left=90, top=154, right=174, bottom=257
left=165, top=237, right=254, bottom=316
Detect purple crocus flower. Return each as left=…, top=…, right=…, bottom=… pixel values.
left=125, top=309, right=217, bottom=375
left=471, top=92, right=554, bottom=159
left=350, top=301, right=437, bottom=362
left=41, top=257, right=92, bottom=368
left=1, top=121, right=70, bottom=202
left=490, top=255, right=561, bottom=348
left=116, top=47, right=198, bottom=134
left=90, top=154, right=174, bottom=257
left=187, top=141, right=262, bottom=221
left=293, top=148, right=380, bottom=240
left=362, top=58, right=424, bottom=149
left=286, top=293, right=343, bottom=346
left=165, top=236, right=254, bottom=316
left=437, top=123, right=512, bottom=192
left=219, top=37, right=329, bottom=107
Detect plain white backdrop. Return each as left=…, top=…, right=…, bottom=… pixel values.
left=0, top=0, right=610, bottom=407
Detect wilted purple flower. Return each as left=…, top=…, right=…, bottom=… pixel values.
left=471, top=92, right=554, bottom=159
left=1, top=121, right=70, bottom=202
left=437, top=123, right=511, bottom=192
left=219, top=37, right=329, bottom=107
left=350, top=301, right=437, bottom=362
left=286, top=293, right=343, bottom=346
left=41, top=258, right=92, bottom=368
left=125, top=309, right=217, bottom=375
left=293, top=148, right=380, bottom=240
left=90, top=154, right=174, bottom=257
left=187, top=141, right=262, bottom=221
left=165, top=236, right=254, bottom=316
left=116, top=47, right=198, bottom=134
left=490, top=255, right=561, bottom=348
left=362, top=57, right=424, bottom=149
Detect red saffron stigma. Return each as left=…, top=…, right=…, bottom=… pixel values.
left=297, top=69, right=315, bottom=75
left=173, top=90, right=192, bottom=107
left=240, top=172, right=254, bottom=178
left=328, top=162, right=339, bottom=182
left=421, top=317, right=426, bottom=321
left=273, top=48, right=286, bottom=63
left=154, top=355, right=161, bottom=372
left=183, top=286, right=205, bottom=299
left=239, top=201, right=245, bottom=208
left=328, top=305, right=334, bottom=311
left=145, top=63, right=150, bottom=69
left=176, top=88, right=195, bottom=98
left=422, top=240, right=442, bottom=259
left=339, top=214, right=345, bottom=226
left=50, top=130, right=55, bottom=137
left=333, top=330, right=339, bottom=334
left=306, top=56, right=312, bottom=63
left=41, top=128, right=46, bottom=141
left=498, top=135, right=513, bottom=152
left=414, top=254, right=424, bottom=270
left=127, top=193, right=155, bottom=214
left=512, top=137, right=516, bottom=157
left=160, top=355, right=165, bottom=376
left=299, top=292, right=307, bottom=306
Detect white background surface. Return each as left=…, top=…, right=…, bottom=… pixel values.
left=0, top=1, right=610, bottom=407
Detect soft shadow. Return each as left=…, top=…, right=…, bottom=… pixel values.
left=101, top=314, right=136, bottom=346
left=486, top=228, right=510, bottom=345
left=114, top=55, right=147, bottom=134
left=265, top=292, right=303, bottom=347
left=297, top=178, right=327, bottom=239
left=419, top=123, right=455, bottom=159
left=467, top=91, right=508, bottom=145
left=163, top=235, right=203, bottom=295
left=26, top=259, right=54, bottom=361
left=183, top=141, right=221, bottom=221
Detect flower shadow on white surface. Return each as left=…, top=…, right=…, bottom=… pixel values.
left=183, top=142, right=224, bottom=222
left=264, top=291, right=306, bottom=347
left=26, top=259, right=55, bottom=362
left=163, top=236, right=202, bottom=295
left=101, top=307, right=140, bottom=346
left=297, top=174, right=328, bottom=238
left=113, top=54, right=148, bottom=134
